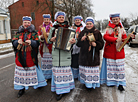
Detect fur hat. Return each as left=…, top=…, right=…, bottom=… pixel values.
left=85, top=17, right=94, bottom=24
left=74, top=16, right=83, bottom=21
left=22, top=16, right=32, bottom=22
left=109, top=13, right=120, bottom=20
left=54, top=11, right=66, bottom=20
left=43, top=14, right=51, bottom=18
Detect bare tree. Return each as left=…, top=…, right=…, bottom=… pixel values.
left=7, top=0, right=94, bottom=24
left=55, top=0, right=95, bottom=25
left=121, top=17, right=130, bottom=28
left=102, top=19, right=109, bottom=29
left=29, top=0, right=55, bottom=22
left=129, top=13, right=138, bottom=25
left=29, top=0, right=94, bottom=25
left=95, top=20, right=101, bottom=30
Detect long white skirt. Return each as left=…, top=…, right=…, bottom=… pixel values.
left=79, top=65, right=100, bottom=89
left=100, top=58, right=126, bottom=86
left=41, top=52, right=52, bottom=79
left=51, top=66, right=75, bottom=94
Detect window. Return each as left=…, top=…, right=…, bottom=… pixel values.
left=36, top=1, right=39, bottom=5
left=3, top=20, right=5, bottom=33
left=128, top=26, right=134, bottom=34
left=31, top=12, right=35, bottom=20
left=135, top=26, right=138, bottom=33
left=0, top=20, right=4, bottom=34
left=22, top=2, right=24, bottom=7
left=0, top=23, right=1, bottom=33
left=0, top=21, right=1, bottom=33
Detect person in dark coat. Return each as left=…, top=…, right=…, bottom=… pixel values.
left=77, top=17, right=104, bottom=89
left=12, top=16, right=47, bottom=98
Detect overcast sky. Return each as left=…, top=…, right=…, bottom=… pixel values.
left=91, top=0, right=138, bottom=20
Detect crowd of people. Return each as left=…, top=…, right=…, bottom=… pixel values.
left=12, top=11, right=134, bottom=101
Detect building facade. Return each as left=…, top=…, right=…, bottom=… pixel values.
left=8, top=0, right=51, bottom=32
left=0, top=8, right=11, bottom=44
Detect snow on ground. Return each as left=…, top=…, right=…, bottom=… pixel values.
left=124, top=45, right=138, bottom=102
left=0, top=43, right=13, bottom=53
left=101, top=45, right=138, bottom=102
left=0, top=42, right=14, bottom=59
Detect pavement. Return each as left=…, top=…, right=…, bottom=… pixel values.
left=0, top=43, right=138, bottom=102
left=0, top=42, right=13, bottom=55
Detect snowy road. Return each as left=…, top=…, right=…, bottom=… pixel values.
left=0, top=44, right=138, bottom=102
left=101, top=45, right=138, bottom=102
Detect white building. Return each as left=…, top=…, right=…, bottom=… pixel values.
left=0, top=8, right=11, bottom=44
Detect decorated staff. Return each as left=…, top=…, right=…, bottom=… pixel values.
left=12, top=16, right=47, bottom=98
left=76, top=17, right=104, bottom=89
left=38, top=14, right=53, bottom=81
left=47, top=11, right=76, bottom=101
left=71, top=16, right=86, bottom=79
left=100, top=13, right=134, bottom=91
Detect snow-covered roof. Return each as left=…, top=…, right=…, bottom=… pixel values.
left=0, top=8, right=10, bottom=17
left=0, top=8, right=7, bottom=13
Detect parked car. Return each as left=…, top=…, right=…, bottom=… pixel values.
left=126, top=25, right=138, bottom=47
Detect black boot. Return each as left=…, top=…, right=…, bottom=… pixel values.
left=86, top=87, right=92, bottom=91
left=108, top=85, right=115, bottom=87
left=17, top=88, right=25, bottom=98
left=118, top=85, right=125, bottom=91
left=56, top=94, right=63, bottom=101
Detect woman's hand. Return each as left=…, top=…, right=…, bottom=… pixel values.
left=69, top=38, right=76, bottom=44
left=91, top=42, right=96, bottom=47
left=46, top=33, right=49, bottom=36
left=81, top=35, right=87, bottom=41
left=18, top=39, right=23, bottom=44
left=130, top=33, right=135, bottom=38
left=116, top=38, right=122, bottom=43
left=50, top=37, right=56, bottom=42
left=25, top=40, right=31, bottom=45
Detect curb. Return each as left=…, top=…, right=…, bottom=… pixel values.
left=0, top=49, right=14, bottom=55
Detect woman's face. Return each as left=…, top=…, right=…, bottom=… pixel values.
left=75, top=19, right=81, bottom=26
left=44, top=18, right=50, bottom=25
left=86, top=22, right=93, bottom=29
left=23, top=21, right=31, bottom=28
left=57, top=15, right=65, bottom=23
left=111, top=17, right=120, bottom=25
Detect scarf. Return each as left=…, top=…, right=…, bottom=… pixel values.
left=75, top=24, right=82, bottom=34
left=43, top=22, right=51, bottom=46
left=43, top=22, right=51, bottom=32
left=108, top=21, right=122, bottom=29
